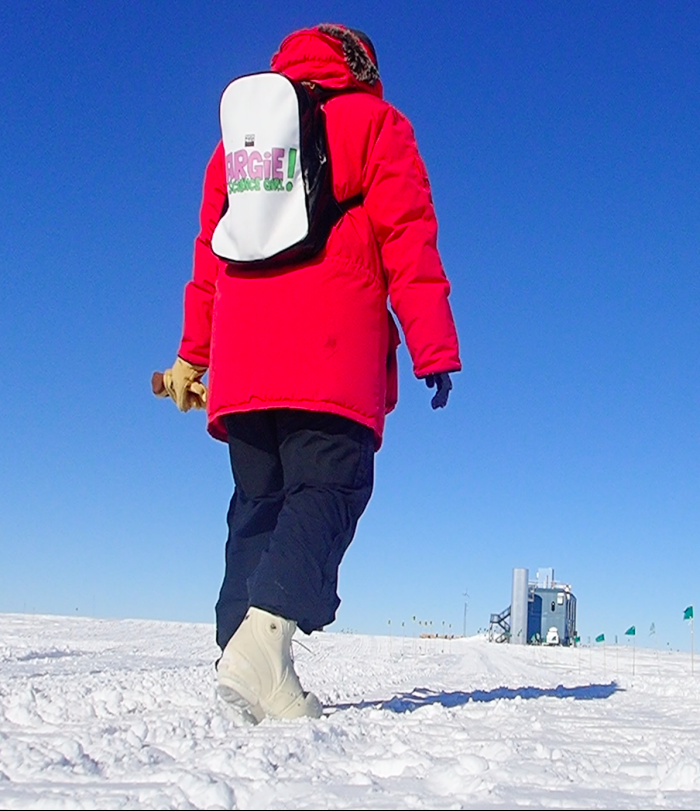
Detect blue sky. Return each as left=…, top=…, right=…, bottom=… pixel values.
left=1, top=1, right=698, bottom=651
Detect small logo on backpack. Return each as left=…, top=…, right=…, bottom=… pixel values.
left=244, top=134, right=255, bottom=147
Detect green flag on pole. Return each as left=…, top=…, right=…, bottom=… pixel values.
left=625, top=626, right=636, bottom=636
left=685, top=606, right=696, bottom=675
left=595, top=633, right=605, bottom=643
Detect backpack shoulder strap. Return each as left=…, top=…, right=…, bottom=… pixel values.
left=301, top=82, right=364, bottom=213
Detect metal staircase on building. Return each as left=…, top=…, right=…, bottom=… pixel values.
left=488, top=606, right=511, bottom=643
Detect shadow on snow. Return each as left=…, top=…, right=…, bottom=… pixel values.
left=329, top=682, right=621, bottom=714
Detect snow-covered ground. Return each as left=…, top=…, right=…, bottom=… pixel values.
left=1, top=613, right=699, bottom=809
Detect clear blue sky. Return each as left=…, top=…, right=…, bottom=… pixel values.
left=1, top=1, right=698, bottom=651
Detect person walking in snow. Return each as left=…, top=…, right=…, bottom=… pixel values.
left=158, top=23, right=461, bottom=722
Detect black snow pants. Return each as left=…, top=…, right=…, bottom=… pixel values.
left=215, top=409, right=375, bottom=650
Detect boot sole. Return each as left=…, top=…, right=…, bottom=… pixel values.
left=217, top=683, right=266, bottom=725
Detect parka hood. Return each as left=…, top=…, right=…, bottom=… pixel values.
left=270, top=24, right=383, bottom=98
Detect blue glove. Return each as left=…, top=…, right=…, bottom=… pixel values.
left=425, top=372, right=452, bottom=409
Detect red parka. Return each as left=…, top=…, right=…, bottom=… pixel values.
left=178, top=25, right=461, bottom=449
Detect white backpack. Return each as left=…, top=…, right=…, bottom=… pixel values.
left=211, top=72, right=351, bottom=269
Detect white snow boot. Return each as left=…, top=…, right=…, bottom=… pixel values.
left=216, top=607, right=323, bottom=723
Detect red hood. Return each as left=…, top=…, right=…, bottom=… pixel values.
left=270, top=26, right=384, bottom=98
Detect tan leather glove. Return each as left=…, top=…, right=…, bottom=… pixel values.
left=160, top=357, right=208, bottom=412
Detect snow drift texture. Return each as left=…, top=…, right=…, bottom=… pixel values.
left=1, top=612, right=699, bottom=809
